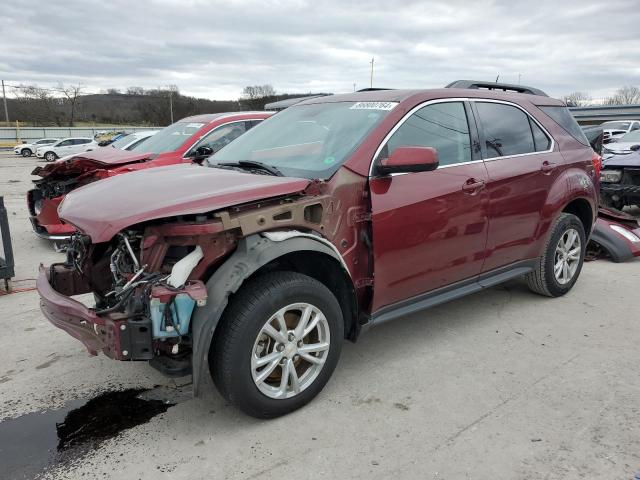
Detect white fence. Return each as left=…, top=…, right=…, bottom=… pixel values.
left=0, top=126, right=160, bottom=142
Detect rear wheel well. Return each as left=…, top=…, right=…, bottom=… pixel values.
left=244, top=250, right=358, bottom=341
left=562, top=198, right=593, bottom=233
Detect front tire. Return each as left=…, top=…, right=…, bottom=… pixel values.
left=526, top=213, right=586, bottom=297
left=44, top=151, right=57, bottom=162
left=210, top=271, right=343, bottom=418
left=21, top=148, right=32, bottom=157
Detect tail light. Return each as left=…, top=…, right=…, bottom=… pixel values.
left=592, top=152, right=602, bottom=177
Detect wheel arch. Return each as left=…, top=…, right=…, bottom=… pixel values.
left=562, top=197, right=594, bottom=235
left=190, top=232, right=356, bottom=396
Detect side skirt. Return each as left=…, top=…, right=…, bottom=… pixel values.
left=368, top=260, right=535, bottom=327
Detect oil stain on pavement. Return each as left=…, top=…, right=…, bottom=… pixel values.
left=0, top=387, right=177, bottom=480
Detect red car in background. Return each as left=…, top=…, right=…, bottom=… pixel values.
left=28, top=111, right=272, bottom=241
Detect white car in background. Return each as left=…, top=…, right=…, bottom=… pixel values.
left=108, top=130, right=159, bottom=151
left=13, top=138, right=59, bottom=157
left=35, top=137, right=97, bottom=162
left=601, top=120, right=640, bottom=143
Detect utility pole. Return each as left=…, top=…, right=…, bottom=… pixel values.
left=353, top=83, right=356, bottom=92
left=1, top=80, right=9, bottom=124
left=518, top=73, right=522, bottom=84
left=370, top=58, right=375, bottom=89
left=169, top=90, right=174, bottom=124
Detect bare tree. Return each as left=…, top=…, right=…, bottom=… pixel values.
left=57, top=83, right=84, bottom=126
left=106, top=88, right=121, bottom=95
left=11, top=84, right=65, bottom=126
left=562, top=91, right=592, bottom=107
left=242, top=85, right=276, bottom=99
left=127, top=86, right=144, bottom=96
left=604, top=85, right=640, bottom=105
left=241, top=85, right=276, bottom=109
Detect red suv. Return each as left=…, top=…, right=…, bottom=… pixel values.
left=37, top=81, right=599, bottom=418
left=27, top=112, right=272, bottom=240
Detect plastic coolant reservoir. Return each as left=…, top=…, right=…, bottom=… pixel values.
left=167, top=246, right=204, bottom=288
left=150, top=294, right=196, bottom=339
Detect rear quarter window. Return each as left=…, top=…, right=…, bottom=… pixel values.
left=539, top=106, right=589, bottom=146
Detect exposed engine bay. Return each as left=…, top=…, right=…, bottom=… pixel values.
left=58, top=231, right=209, bottom=369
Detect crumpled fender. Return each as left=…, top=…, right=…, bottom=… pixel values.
left=190, top=231, right=350, bottom=396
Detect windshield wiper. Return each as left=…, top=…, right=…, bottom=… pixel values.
left=215, top=160, right=283, bottom=177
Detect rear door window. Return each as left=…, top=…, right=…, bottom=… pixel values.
left=382, top=101, right=472, bottom=167
left=475, top=102, right=536, bottom=158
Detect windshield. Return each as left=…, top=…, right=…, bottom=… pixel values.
left=602, top=121, right=630, bottom=131
left=208, top=102, right=395, bottom=178
left=110, top=133, right=133, bottom=149
left=130, top=122, right=204, bottom=154
left=619, top=130, right=640, bottom=142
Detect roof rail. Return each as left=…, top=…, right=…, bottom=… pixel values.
left=445, top=80, right=548, bottom=97
left=356, top=88, right=394, bottom=92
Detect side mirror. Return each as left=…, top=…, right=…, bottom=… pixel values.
left=377, top=146, right=439, bottom=175
left=193, top=145, right=214, bottom=159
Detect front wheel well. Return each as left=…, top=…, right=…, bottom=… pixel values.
left=249, top=250, right=359, bottom=341
left=562, top=198, right=593, bottom=234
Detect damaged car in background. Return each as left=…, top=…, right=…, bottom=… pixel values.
left=579, top=125, right=640, bottom=261
left=38, top=83, right=601, bottom=418
left=28, top=112, right=271, bottom=242
left=599, top=148, right=640, bottom=210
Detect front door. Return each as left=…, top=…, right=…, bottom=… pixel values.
left=370, top=101, right=489, bottom=311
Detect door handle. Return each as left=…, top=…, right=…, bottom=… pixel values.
left=462, top=178, right=485, bottom=194
left=541, top=161, right=557, bottom=173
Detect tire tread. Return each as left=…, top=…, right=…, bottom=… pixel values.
left=210, top=270, right=342, bottom=417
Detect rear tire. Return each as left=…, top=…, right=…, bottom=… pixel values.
left=526, top=213, right=586, bottom=297
left=21, top=148, right=31, bottom=157
left=210, top=271, right=343, bottom=418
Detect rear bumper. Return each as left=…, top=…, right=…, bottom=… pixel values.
left=590, top=217, right=640, bottom=262
left=37, top=265, right=152, bottom=360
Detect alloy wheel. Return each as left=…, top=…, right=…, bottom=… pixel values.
left=554, top=228, right=581, bottom=285
left=251, top=302, right=330, bottom=399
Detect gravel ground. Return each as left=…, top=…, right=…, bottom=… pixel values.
left=1, top=150, right=639, bottom=480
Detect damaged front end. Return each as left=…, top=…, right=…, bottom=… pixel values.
left=28, top=152, right=153, bottom=240
left=38, top=228, right=229, bottom=373
left=600, top=150, right=640, bottom=210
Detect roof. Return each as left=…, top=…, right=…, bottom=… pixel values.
left=297, top=88, right=564, bottom=107
left=264, top=95, right=331, bottom=111
left=178, top=111, right=267, bottom=124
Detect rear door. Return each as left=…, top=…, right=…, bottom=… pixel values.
left=370, top=100, right=490, bottom=311
left=472, top=100, right=561, bottom=271
left=54, top=139, right=74, bottom=155
left=67, top=138, right=91, bottom=154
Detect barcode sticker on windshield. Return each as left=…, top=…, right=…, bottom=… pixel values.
left=350, top=102, right=398, bottom=111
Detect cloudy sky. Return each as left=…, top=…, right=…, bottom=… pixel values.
left=2, top=0, right=639, bottom=101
